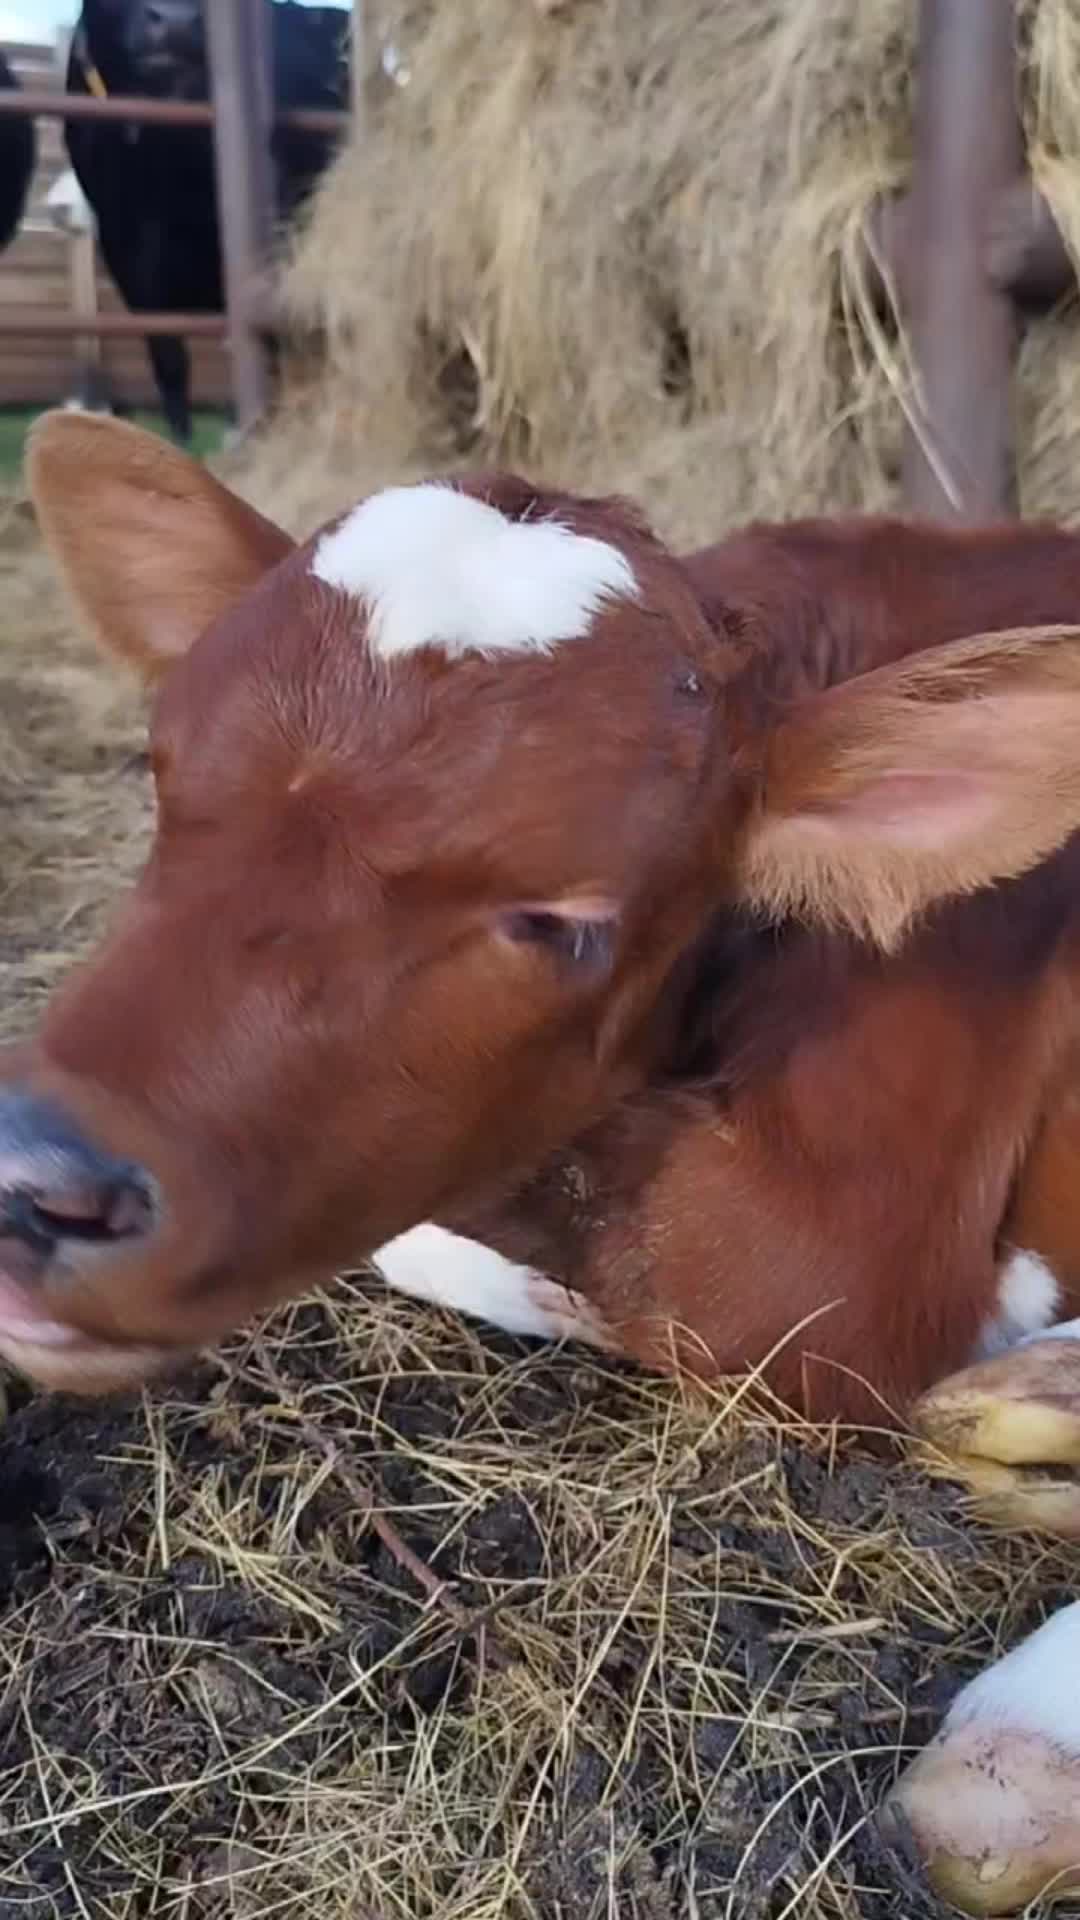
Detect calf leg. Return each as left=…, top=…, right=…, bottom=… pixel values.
left=912, top=1313, right=1080, bottom=1536
left=910, top=1062, right=1080, bottom=1537
left=372, top=1223, right=616, bottom=1350
left=881, top=1602, right=1080, bottom=1914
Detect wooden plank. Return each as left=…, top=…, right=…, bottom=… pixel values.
left=0, top=306, right=227, bottom=337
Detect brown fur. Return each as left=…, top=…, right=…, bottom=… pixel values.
left=8, top=412, right=1080, bottom=1424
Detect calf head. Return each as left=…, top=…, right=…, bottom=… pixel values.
left=7, top=411, right=1080, bottom=1393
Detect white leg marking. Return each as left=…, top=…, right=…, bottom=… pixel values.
left=944, top=1602, right=1080, bottom=1752
left=1019, top=1315, right=1080, bottom=1348
left=973, top=1249, right=1062, bottom=1360
left=372, top=1223, right=611, bottom=1347
left=885, top=1605, right=1080, bottom=1908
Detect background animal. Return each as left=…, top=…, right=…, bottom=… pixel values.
left=64, top=0, right=349, bottom=443
left=0, top=48, right=36, bottom=255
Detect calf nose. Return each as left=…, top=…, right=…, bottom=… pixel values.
left=0, top=1092, right=157, bottom=1284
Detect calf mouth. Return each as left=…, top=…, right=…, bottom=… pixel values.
left=0, top=1273, right=181, bottom=1393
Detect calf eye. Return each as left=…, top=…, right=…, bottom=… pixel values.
left=501, top=909, right=615, bottom=975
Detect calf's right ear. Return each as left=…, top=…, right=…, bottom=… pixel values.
left=737, top=623, right=1080, bottom=950
left=27, top=411, right=295, bottom=684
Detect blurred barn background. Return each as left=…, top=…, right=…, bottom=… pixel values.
left=0, top=33, right=229, bottom=425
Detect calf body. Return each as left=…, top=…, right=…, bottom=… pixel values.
left=65, top=1, right=348, bottom=441
left=441, top=516, right=1080, bottom=1421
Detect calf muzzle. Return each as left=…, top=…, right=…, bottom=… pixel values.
left=0, top=1090, right=158, bottom=1291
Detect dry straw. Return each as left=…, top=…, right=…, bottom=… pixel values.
left=245, top=0, right=1080, bottom=548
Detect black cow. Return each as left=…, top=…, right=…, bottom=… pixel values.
left=0, top=50, right=36, bottom=254
left=65, top=0, right=349, bottom=444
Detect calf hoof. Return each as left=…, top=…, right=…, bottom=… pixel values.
left=880, top=1604, right=1080, bottom=1914
left=911, top=1323, right=1080, bottom=1537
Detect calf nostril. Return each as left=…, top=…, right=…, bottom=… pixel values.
left=0, top=1093, right=160, bottom=1263
left=2, top=1174, right=156, bottom=1252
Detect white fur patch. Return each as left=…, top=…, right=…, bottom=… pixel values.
left=945, top=1603, right=1080, bottom=1753
left=372, top=1222, right=609, bottom=1346
left=310, top=483, right=638, bottom=661
left=973, top=1249, right=1063, bottom=1360
left=1019, top=1314, right=1080, bottom=1347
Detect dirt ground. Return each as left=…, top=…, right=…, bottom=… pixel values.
left=5, top=1314, right=1065, bottom=1920
left=0, top=504, right=1077, bottom=1920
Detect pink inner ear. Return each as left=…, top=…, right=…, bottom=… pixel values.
left=804, top=767, right=997, bottom=850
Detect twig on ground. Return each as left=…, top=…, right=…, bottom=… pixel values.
left=249, top=1335, right=474, bottom=1631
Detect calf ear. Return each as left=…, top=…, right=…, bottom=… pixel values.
left=738, top=624, right=1080, bottom=950
left=27, top=411, right=295, bottom=684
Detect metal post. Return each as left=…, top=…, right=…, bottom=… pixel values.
left=350, top=1, right=365, bottom=132
left=69, top=221, right=102, bottom=399
left=205, top=0, right=274, bottom=432
left=902, top=0, right=1023, bottom=519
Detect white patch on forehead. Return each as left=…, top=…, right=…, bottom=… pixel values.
left=971, top=1247, right=1062, bottom=1361
left=309, top=482, right=638, bottom=661
left=372, top=1222, right=612, bottom=1347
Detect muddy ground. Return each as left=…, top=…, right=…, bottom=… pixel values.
left=2, top=1290, right=1072, bottom=1920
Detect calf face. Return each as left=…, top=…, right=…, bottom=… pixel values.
left=8, top=412, right=1080, bottom=1394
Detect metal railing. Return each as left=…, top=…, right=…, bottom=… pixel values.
left=0, top=0, right=353, bottom=430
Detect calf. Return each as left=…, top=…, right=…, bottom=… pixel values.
left=6, top=420, right=1076, bottom=1413
left=10, top=414, right=1080, bottom=1915
left=65, top=0, right=349, bottom=443
left=5, top=414, right=1080, bottom=1420
left=0, top=50, right=36, bottom=255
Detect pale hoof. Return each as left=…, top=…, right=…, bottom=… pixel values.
left=881, top=1604, right=1080, bottom=1914
left=912, top=1327, right=1080, bottom=1538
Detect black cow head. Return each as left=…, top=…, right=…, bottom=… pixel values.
left=84, top=0, right=207, bottom=99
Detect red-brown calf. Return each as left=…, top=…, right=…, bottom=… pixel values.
left=3, top=412, right=1080, bottom=1447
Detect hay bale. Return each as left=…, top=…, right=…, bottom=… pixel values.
left=0, top=507, right=149, bottom=1037
left=249, top=0, right=1080, bottom=547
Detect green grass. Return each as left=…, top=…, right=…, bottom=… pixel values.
left=0, top=407, right=229, bottom=481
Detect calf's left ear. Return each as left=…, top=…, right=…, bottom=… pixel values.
left=27, top=411, right=295, bottom=684
left=737, top=624, right=1080, bottom=950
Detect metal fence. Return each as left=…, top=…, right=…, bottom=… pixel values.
left=0, top=0, right=354, bottom=431
left=874, top=0, right=1075, bottom=520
